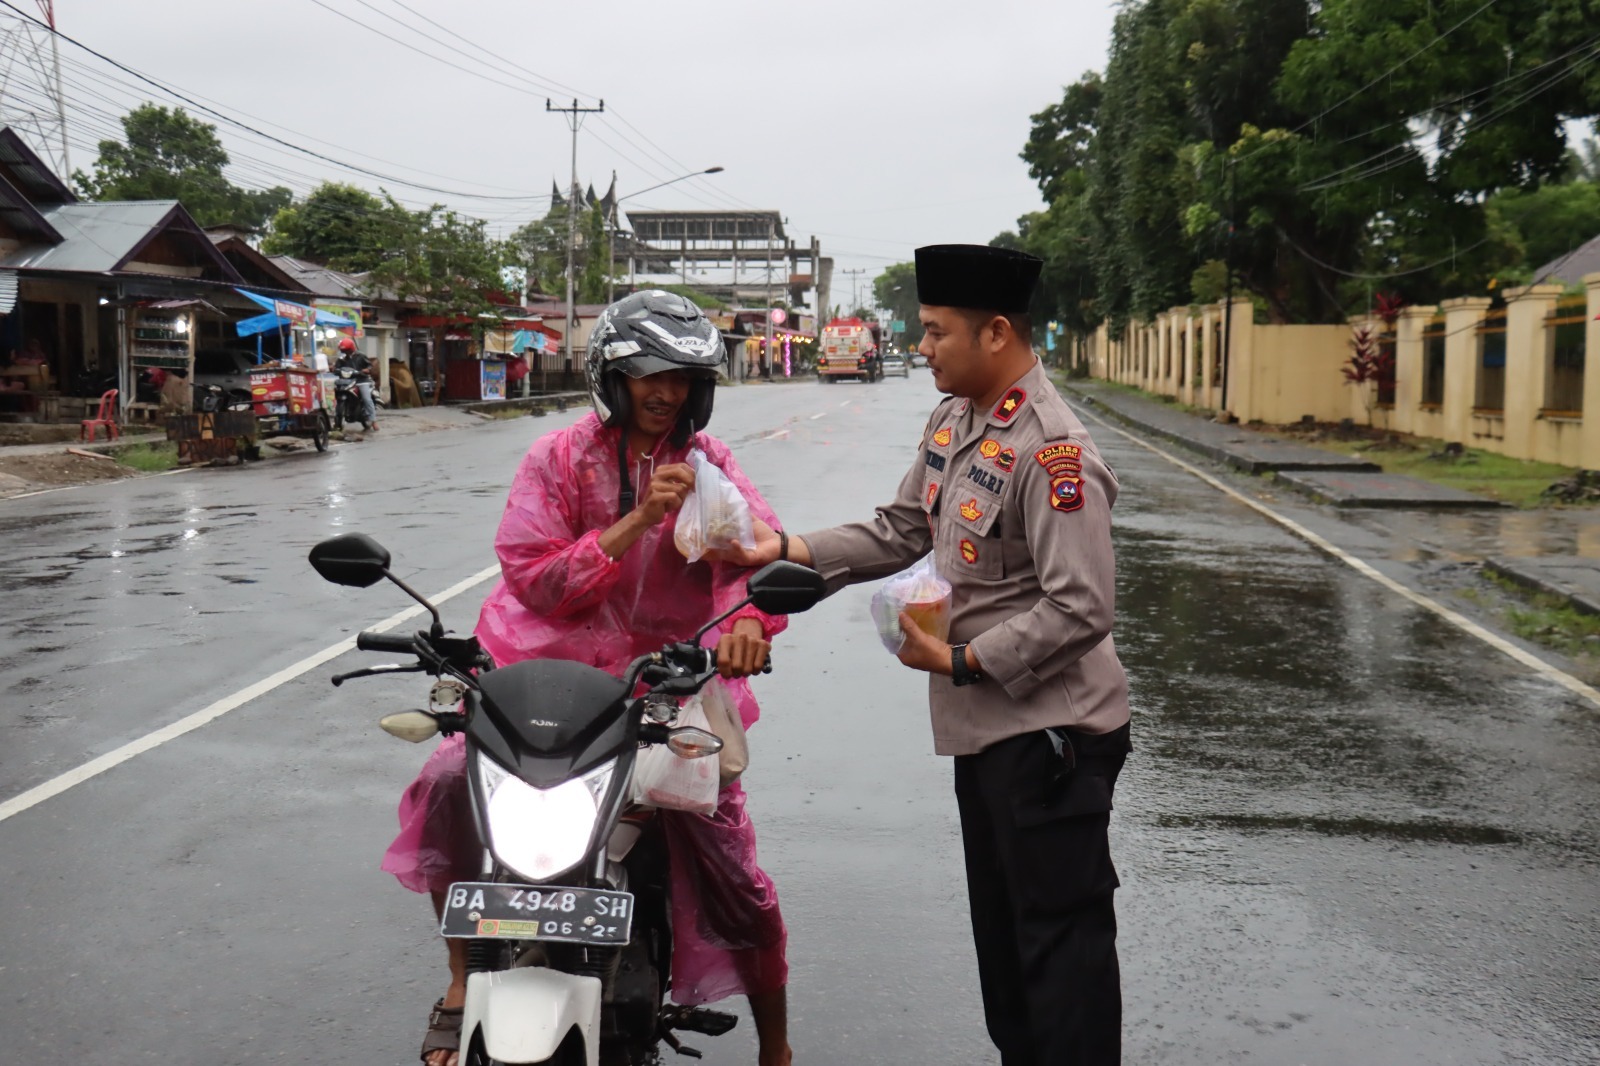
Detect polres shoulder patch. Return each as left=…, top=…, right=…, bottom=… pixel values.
left=1047, top=471, right=1085, bottom=514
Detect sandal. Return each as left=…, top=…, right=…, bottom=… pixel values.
left=420, top=997, right=464, bottom=1064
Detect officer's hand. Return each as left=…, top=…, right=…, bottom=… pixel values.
left=715, top=617, right=770, bottom=679
left=896, top=611, right=953, bottom=675
left=712, top=518, right=783, bottom=568
left=637, top=463, right=695, bottom=526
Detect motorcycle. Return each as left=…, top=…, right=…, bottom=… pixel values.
left=308, top=534, right=825, bottom=1066
left=333, top=366, right=384, bottom=431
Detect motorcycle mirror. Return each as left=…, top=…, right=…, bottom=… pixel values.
left=744, top=561, right=826, bottom=616
left=379, top=710, right=441, bottom=743
left=309, top=533, right=392, bottom=588
left=666, top=726, right=723, bottom=760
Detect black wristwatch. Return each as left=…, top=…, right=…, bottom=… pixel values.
left=777, top=529, right=790, bottom=561
left=952, top=642, right=983, bottom=687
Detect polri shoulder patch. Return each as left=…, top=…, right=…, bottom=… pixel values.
left=978, top=439, right=1002, bottom=460
left=931, top=427, right=953, bottom=448
left=994, top=388, right=1027, bottom=422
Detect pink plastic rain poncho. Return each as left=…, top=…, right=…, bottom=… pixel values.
left=382, top=412, right=790, bottom=1006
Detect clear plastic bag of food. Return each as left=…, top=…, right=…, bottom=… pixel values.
left=629, top=695, right=719, bottom=814
left=869, top=555, right=953, bottom=654
left=674, top=449, right=756, bottom=563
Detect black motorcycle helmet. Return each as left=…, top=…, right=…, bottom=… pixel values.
left=584, top=290, right=726, bottom=515
left=585, top=290, right=724, bottom=447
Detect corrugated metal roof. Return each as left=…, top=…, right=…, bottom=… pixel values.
left=1539, top=234, right=1600, bottom=288
left=0, top=168, right=61, bottom=243
left=0, top=200, right=181, bottom=271
left=266, top=255, right=365, bottom=299
left=0, top=269, right=17, bottom=313
left=0, top=128, right=77, bottom=204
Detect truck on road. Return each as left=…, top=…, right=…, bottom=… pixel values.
left=818, top=317, right=882, bottom=383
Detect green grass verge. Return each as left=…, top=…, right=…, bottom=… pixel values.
left=1479, top=571, right=1600, bottom=663
left=1313, top=436, right=1572, bottom=509
left=115, top=441, right=180, bottom=472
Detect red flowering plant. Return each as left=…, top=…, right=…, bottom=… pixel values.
left=1344, top=293, right=1402, bottom=425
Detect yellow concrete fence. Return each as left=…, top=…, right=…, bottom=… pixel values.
left=1077, top=272, right=1600, bottom=469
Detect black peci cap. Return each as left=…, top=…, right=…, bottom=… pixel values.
left=914, top=244, right=1043, bottom=314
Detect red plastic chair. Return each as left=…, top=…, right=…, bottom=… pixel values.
left=81, top=389, right=120, bottom=442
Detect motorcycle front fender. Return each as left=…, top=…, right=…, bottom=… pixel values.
left=463, top=967, right=601, bottom=1066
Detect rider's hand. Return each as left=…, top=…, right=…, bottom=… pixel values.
left=712, top=518, right=784, bottom=568
left=716, top=617, right=771, bottom=679
left=636, top=463, right=695, bottom=526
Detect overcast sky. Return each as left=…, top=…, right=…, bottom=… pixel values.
left=24, top=0, right=1117, bottom=305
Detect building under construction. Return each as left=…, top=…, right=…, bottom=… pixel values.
left=619, top=209, right=830, bottom=318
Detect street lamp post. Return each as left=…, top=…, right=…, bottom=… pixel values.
left=607, top=166, right=725, bottom=305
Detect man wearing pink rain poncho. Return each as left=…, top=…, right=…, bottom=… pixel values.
left=386, top=291, right=794, bottom=1066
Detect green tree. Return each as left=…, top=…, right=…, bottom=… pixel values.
left=363, top=197, right=514, bottom=398
left=1488, top=181, right=1600, bottom=276
left=261, top=183, right=402, bottom=271
left=871, top=261, right=919, bottom=337
left=510, top=202, right=615, bottom=302
left=73, top=104, right=290, bottom=229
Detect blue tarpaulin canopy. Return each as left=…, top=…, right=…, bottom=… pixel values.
left=233, top=288, right=357, bottom=337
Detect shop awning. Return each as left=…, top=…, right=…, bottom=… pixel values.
left=233, top=287, right=357, bottom=330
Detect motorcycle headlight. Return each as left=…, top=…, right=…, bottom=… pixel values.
left=476, top=755, right=616, bottom=883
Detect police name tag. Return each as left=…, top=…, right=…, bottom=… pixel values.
left=440, top=882, right=634, bottom=945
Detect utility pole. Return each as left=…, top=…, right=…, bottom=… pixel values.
left=839, top=268, right=868, bottom=314
left=547, top=97, right=604, bottom=391
left=1219, top=157, right=1236, bottom=415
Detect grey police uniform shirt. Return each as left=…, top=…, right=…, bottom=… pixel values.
left=799, top=359, right=1131, bottom=756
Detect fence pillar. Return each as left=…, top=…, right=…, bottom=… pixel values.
left=1503, top=284, right=1564, bottom=460
left=1393, top=305, right=1436, bottom=437
left=1582, top=273, right=1600, bottom=468
left=1179, top=309, right=1196, bottom=406
left=1440, top=297, right=1492, bottom=448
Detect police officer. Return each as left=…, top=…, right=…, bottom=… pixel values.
left=731, top=244, right=1132, bottom=1064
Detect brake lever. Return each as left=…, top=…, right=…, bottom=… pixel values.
left=331, top=663, right=427, bottom=687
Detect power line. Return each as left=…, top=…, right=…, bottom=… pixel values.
left=1298, top=43, right=1600, bottom=192
left=0, top=0, right=547, bottom=202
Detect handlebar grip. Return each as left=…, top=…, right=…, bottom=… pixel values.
left=356, top=630, right=417, bottom=654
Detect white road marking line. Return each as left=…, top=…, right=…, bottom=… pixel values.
left=0, top=563, right=505, bottom=825
left=810, top=412, right=827, bottom=420
left=839, top=400, right=851, bottom=407
left=761, top=429, right=790, bottom=441
left=1082, top=408, right=1600, bottom=710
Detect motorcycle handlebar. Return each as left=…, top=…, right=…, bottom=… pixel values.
left=356, top=630, right=417, bottom=654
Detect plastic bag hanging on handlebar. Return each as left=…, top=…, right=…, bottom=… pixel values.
left=674, top=449, right=756, bottom=563
left=630, top=696, right=719, bottom=814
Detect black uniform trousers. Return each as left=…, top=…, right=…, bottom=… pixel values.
left=954, top=723, right=1131, bottom=1066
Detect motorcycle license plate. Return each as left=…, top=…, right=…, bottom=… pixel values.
left=439, top=882, right=634, bottom=945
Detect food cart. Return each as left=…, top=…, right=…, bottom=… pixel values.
left=166, top=292, right=354, bottom=462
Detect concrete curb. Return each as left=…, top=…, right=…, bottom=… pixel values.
left=1273, top=470, right=1504, bottom=510
left=1059, top=383, right=1378, bottom=476
left=461, top=392, right=591, bottom=417
left=1484, top=558, right=1600, bottom=617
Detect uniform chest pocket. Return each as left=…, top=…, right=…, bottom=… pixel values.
left=944, top=486, right=1005, bottom=579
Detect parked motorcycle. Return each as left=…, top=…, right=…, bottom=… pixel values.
left=333, top=366, right=383, bottom=431
left=308, top=534, right=825, bottom=1066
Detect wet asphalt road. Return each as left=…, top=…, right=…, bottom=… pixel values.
left=1, top=376, right=1596, bottom=1065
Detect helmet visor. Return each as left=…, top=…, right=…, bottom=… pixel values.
left=613, top=354, right=722, bottom=380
